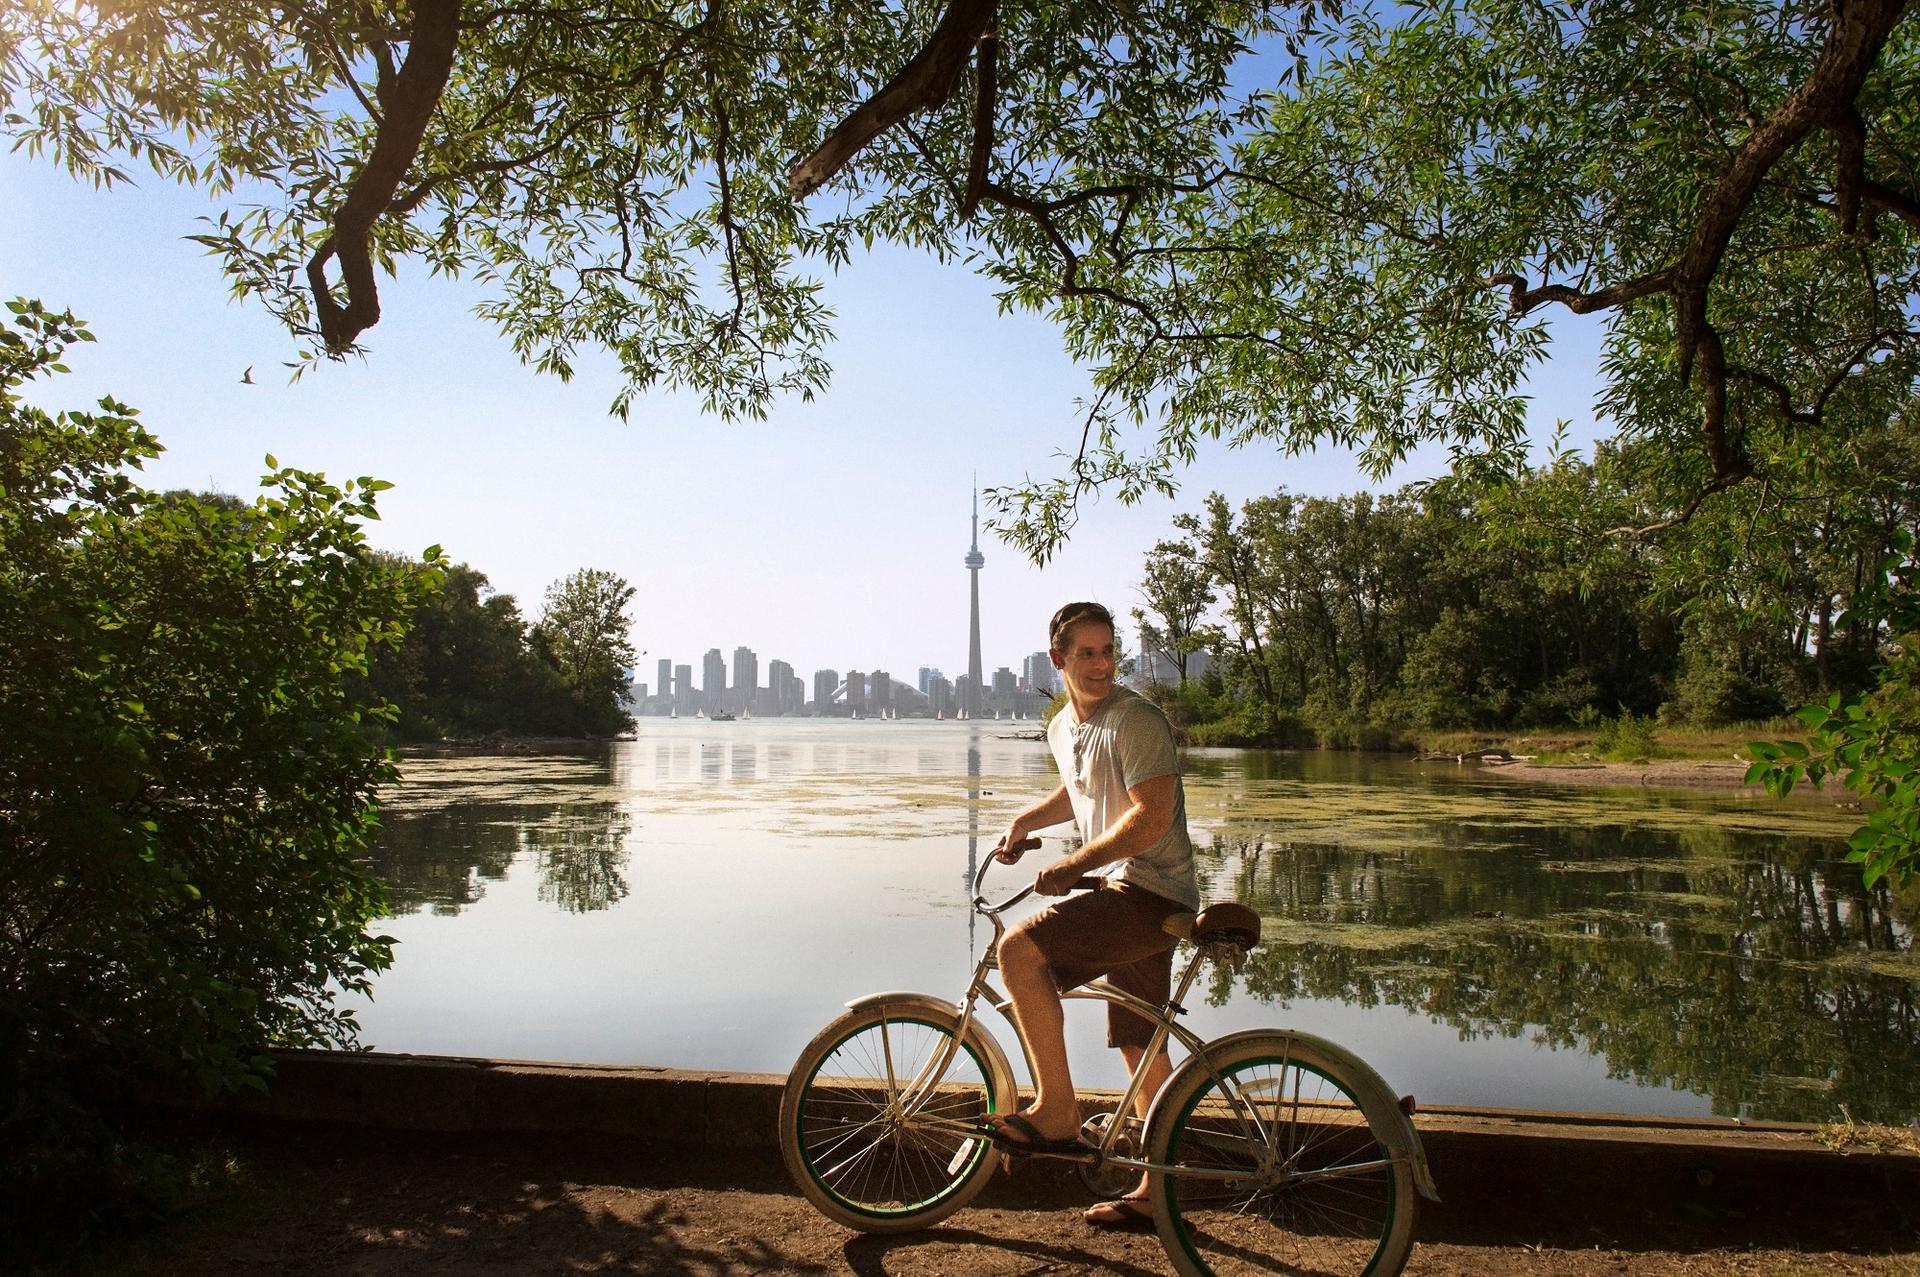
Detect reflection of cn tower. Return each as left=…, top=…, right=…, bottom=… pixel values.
left=965, top=732, right=982, bottom=958
left=963, top=483, right=986, bottom=718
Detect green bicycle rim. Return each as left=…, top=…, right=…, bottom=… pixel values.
left=795, top=1015, right=997, bottom=1221
left=1165, top=1053, right=1400, bottom=1277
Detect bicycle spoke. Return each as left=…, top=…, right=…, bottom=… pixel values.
left=1158, top=1050, right=1409, bottom=1277
left=788, top=1012, right=997, bottom=1221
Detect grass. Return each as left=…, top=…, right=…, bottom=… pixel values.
left=1815, top=1108, right=1920, bottom=1157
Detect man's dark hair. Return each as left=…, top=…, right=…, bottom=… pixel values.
left=1048, top=601, right=1115, bottom=655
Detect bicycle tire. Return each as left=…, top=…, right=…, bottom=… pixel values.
left=779, top=1001, right=1009, bottom=1232
left=1144, top=1031, right=1418, bottom=1277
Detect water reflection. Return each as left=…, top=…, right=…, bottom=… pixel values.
left=530, top=803, right=633, bottom=913
left=1201, top=827, right=1919, bottom=1122
left=368, top=806, right=518, bottom=915
left=369, top=799, right=634, bottom=916
left=355, top=723, right=1918, bottom=1122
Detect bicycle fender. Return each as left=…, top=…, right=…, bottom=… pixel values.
left=842, top=991, right=1020, bottom=1116
left=1165, top=1028, right=1440, bottom=1203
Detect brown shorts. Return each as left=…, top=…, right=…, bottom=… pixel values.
left=1008, top=879, right=1186, bottom=1050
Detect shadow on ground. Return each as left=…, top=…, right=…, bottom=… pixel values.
left=33, top=1116, right=1920, bottom=1276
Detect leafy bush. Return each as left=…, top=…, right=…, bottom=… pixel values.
left=1662, top=608, right=1801, bottom=726
left=1391, top=607, right=1516, bottom=729
left=1143, top=673, right=1230, bottom=730
left=0, top=301, right=438, bottom=1237
left=1182, top=701, right=1314, bottom=748
left=1312, top=718, right=1415, bottom=752
left=1664, top=657, right=1790, bottom=726
left=1593, top=710, right=1658, bottom=762
left=1515, top=670, right=1604, bottom=728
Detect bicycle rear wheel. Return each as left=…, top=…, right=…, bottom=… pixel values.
left=779, top=1002, right=1007, bottom=1232
left=1145, top=1032, right=1417, bottom=1277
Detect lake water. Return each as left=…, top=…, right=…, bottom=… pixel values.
left=346, top=718, right=1920, bottom=1124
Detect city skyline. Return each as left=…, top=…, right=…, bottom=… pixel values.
left=629, top=494, right=1064, bottom=718
left=631, top=636, right=1058, bottom=719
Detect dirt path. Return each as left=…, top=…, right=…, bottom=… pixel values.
left=62, top=1124, right=1919, bottom=1277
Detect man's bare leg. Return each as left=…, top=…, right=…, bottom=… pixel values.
left=1115, top=1042, right=1173, bottom=1198
left=995, top=929, right=1082, bottom=1141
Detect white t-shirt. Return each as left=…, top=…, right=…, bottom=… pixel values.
left=1045, top=685, right=1200, bottom=910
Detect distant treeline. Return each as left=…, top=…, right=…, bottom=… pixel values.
left=1136, top=438, right=1918, bottom=747
left=362, top=561, right=637, bottom=741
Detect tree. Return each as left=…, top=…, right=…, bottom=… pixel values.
left=5, top=1, right=1912, bottom=543
left=1150, top=467, right=1700, bottom=738
left=365, top=559, right=582, bottom=739
left=1133, top=537, right=1215, bottom=684
left=0, top=300, right=438, bottom=1224
left=1180, top=494, right=1283, bottom=732
left=534, top=568, right=637, bottom=736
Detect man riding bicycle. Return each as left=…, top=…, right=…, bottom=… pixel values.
left=989, top=600, right=1201, bottom=1228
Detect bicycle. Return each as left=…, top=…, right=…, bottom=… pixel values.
left=778, top=840, right=1440, bottom=1277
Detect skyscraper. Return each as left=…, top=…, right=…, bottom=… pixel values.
left=702, top=648, right=726, bottom=714
left=963, top=485, right=985, bottom=717
left=732, top=646, right=758, bottom=711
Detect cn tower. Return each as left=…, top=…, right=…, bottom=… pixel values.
left=964, top=483, right=985, bottom=718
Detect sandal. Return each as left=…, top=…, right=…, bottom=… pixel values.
left=1084, top=1197, right=1154, bottom=1230
left=985, top=1112, right=1098, bottom=1160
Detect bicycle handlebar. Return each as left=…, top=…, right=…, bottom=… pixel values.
left=971, top=837, right=1104, bottom=914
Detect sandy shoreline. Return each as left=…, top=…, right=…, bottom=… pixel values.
left=1459, top=756, right=1819, bottom=794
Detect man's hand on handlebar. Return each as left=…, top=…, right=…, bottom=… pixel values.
left=994, top=832, right=1041, bottom=864
left=1034, top=858, right=1087, bottom=896
left=972, top=837, right=1104, bottom=912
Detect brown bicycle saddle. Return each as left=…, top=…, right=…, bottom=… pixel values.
left=1191, top=902, right=1262, bottom=948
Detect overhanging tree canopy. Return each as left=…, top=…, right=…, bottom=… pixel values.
left=6, top=0, right=1913, bottom=549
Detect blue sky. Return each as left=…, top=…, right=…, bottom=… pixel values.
left=2, top=145, right=1607, bottom=687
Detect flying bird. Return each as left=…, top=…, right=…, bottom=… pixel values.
left=240, top=367, right=254, bottom=384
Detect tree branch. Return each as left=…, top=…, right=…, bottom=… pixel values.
left=389, top=107, right=619, bottom=214
left=1481, top=269, right=1672, bottom=316
left=961, top=14, right=998, bottom=220
left=711, top=69, right=746, bottom=342
left=1603, top=469, right=1749, bottom=538
left=1863, top=177, right=1920, bottom=227
left=1832, top=103, right=1867, bottom=234
left=1729, top=328, right=1899, bottom=427
left=1671, top=0, right=1907, bottom=387
left=787, top=0, right=996, bottom=197
left=307, top=0, right=461, bottom=353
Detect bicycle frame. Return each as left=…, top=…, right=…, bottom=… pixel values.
left=882, top=860, right=1287, bottom=1185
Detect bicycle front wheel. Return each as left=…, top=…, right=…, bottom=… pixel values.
left=779, top=1001, right=1008, bottom=1233
left=1145, top=1032, right=1417, bottom=1277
